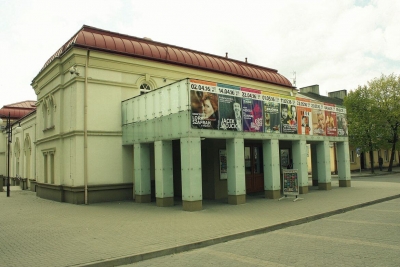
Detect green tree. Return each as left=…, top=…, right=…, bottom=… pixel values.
left=344, top=85, right=385, bottom=173
left=368, top=73, right=400, bottom=171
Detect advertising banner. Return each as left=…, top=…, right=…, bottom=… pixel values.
left=241, top=88, right=263, bottom=132
left=262, top=93, right=281, bottom=133
left=190, top=79, right=218, bottom=129
left=280, top=96, right=297, bottom=134
left=324, top=103, right=337, bottom=136
left=189, top=79, right=347, bottom=138
left=311, top=101, right=325, bottom=136
left=296, top=97, right=312, bottom=135
left=336, top=105, right=348, bottom=137
left=217, top=83, right=242, bottom=131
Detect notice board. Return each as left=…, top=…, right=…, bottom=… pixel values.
left=282, top=169, right=299, bottom=196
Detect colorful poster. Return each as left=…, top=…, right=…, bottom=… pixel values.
left=242, top=98, right=264, bottom=132
left=282, top=169, right=299, bottom=195
left=280, top=96, right=297, bottom=134
left=311, top=101, right=325, bottom=136
left=217, top=83, right=242, bottom=131
left=262, top=93, right=281, bottom=133
left=324, top=103, right=337, bottom=136
left=190, top=80, right=218, bottom=129
left=219, top=149, right=227, bottom=180
left=336, top=105, right=348, bottom=137
left=296, top=98, right=312, bottom=135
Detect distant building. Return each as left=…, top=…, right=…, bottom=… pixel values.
left=1, top=26, right=352, bottom=211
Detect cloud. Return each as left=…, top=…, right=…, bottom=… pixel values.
left=0, top=0, right=399, bottom=107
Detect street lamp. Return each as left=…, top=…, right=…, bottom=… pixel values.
left=0, top=113, right=22, bottom=197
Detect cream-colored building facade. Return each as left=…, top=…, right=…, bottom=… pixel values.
left=1, top=26, right=352, bottom=210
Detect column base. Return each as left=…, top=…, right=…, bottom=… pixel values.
left=318, top=182, right=331, bottom=190
left=183, top=200, right=202, bottom=211
left=228, top=194, right=246, bottom=205
left=299, top=186, right=308, bottom=194
left=339, top=180, right=351, bottom=187
left=156, top=197, right=174, bottom=207
left=312, top=180, right=318, bottom=186
left=265, top=190, right=280, bottom=199
left=136, top=194, right=151, bottom=203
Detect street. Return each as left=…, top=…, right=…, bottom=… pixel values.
left=127, top=197, right=400, bottom=266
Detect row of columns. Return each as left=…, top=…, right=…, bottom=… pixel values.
left=134, top=138, right=351, bottom=211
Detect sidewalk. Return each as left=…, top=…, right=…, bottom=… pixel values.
left=1, top=168, right=399, bottom=267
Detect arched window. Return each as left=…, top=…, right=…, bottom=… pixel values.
left=140, top=83, right=151, bottom=95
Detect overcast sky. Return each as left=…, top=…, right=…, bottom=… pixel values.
left=1, top=0, right=399, bottom=108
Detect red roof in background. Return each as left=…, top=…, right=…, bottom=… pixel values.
left=0, top=100, right=36, bottom=120
left=41, top=25, right=294, bottom=89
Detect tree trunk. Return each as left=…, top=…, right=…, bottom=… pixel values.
left=369, top=149, right=375, bottom=174
left=388, top=130, right=398, bottom=172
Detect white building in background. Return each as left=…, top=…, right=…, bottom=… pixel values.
left=0, top=25, right=351, bottom=211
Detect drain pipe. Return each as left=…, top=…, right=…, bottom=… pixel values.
left=84, top=50, right=90, bottom=204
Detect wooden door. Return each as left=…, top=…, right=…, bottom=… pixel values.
left=245, top=145, right=264, bottom=193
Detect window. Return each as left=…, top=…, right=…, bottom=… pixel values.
left=384, top=150, right=389, bottom=162
left=350, top=150, right=355, bottom=163
left=43, top=149, right=55, bottom=184
left=140, top=83, right=151, bottom=95
left=42, top=95, right=56, bottom=131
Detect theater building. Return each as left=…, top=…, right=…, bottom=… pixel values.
left=1, top=25, right=351, bottom=211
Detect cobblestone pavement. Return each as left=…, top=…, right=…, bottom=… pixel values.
left=127, top=197, right=400, bottom=267
left=0, top=170, right=399, bottom=267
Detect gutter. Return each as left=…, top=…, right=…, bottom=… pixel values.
left=84, top=50, right=90, bottom=204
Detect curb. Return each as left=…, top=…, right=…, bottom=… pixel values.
left=74, top=194, right=400, bottom=267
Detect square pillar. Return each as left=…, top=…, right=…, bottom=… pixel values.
left=263, top=139, right=281, bottom=199
left=316, top=140, right=332, bottom=190
left=155, top=140, right=174, bottom=207
left=134, top=143, right=151, bottom=203
left=311, top=144, right=318, bottom=186
left=181, top=137, right=202, bottom=211
left=292, top=140, right=309, bottom=194
left=226, top=138, right=246, bottom=204
left=337, top=141, right=351, bottom=187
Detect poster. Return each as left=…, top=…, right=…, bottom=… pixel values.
left=281, top=97, right=297, bottom=134
left=262, top=93, right=281, bottom=133
left=282, top=169, right=299, bottom=195
left=280, top=149, right=289, bottom=168
left=336, top=105, right=348, bottom=137
left=324, top=103, right=337, bottom=136
left=241, top=88, right=263, bottom=132
left=190, top=80, right=218, bottom=129
left=311, top=101, right=325, bottom=136
left=217, top=83, right=242, bottom=131
left=219, top=149, right=227, bottom=180
left=296, top=98, right=312, bottom=135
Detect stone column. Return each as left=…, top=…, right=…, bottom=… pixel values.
left=337, top=141, right=351, bottom=187
left=181, top=137, right=202, bottom=211
left=316, top=140, right=332, bottom=190
left=226, top=138, right=246, bottom=204
left=292, top=140, right=309, bottom=194
left=134, top=143, right=151, bottom=203
left=154, top=140, right=174, bottom=207
left=263, top=139, right=281, bottom=199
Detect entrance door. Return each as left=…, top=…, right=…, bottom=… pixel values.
left=245, top=145, right=264, bottom=193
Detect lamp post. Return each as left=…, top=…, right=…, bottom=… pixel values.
left=0, top=113, right=22, bottom=197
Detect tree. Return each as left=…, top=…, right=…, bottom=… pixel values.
left=368, top=74, right=400, bottom=171
left=344, top=85, right=386, bottom=173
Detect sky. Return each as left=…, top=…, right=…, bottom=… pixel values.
left=1, top=0, right=399, bottom=108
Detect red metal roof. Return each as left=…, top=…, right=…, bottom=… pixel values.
left=41, top=25, right=294, bottom=89
left=0, top=101, right=36, bottom=120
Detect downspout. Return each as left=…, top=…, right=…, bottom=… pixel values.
left=84, top=50, right=90, bottom=204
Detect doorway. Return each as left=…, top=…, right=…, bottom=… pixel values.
left=245, top=145, right=264, bottom=193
